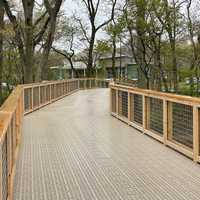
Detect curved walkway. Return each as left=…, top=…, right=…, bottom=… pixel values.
left=14, top=89, right=200, bottom=200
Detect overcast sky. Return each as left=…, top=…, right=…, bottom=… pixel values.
left=62, top=0, right=118, bottom=41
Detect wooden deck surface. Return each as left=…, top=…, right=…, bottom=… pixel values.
left=14, top=89, right=200, bottom=200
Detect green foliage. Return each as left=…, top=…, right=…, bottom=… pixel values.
left=95, top=40, right=111, bottom=54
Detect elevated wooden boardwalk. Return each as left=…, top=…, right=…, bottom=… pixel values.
left=13, top=89, right=200, bottom=200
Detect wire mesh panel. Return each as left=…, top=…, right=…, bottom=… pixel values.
left=75, top=80, right=78, bottom=90
left=171, top=103, right=193, bottom=148
left=100, top=81, right=103, bottom=88
left=33, top=87, right=40, bottom=108
left=105, top=81, right=109, bottom=88
left=111, top=89, right=117, bottom=113
left=57, top=83, right=61, bottom=97
left=64, top=82, right=68, bottom=94
left=1, top=136, right=8, bottom=200
left=24, top=88, right=32, bottom=112
left=79, top=80, right=85, bottom=89
left=40, top=86, right=46, bottom=105
left=56, top=84, right=60, bottom=98
left=149, top=97, right=163, bottom=135
left=72, top=81, right=75, bottom=91
left=69, top=82, right=72, bottom=92
left=118, top=90, right=128, bottom=118
left=102, top=81, right=107, bottom=88
left=51, top=84, right=55, bottom=100
left=61, top=83, right=64, bottom=96
left=86, top=79, right=90, bottom=89
left=91, top=79, right=96, bottom=88
left=130, top=94, right=143, bottom=125
left=11, top=116, right=16, bottom=166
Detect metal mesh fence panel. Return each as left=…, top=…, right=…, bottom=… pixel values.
left=130, top=94, right=143, bottom=125
left=79, top=80, right=85, bottom=89
left=24, top=88, right=32, bottom=112
left=86, top=80, right=90, bottom=89
left=91, top=79, right=96, bottom=88
left=2, top=135, right=8, bottom=200
left=111, top=89, right=117, bottom=113
left=46, top=85, right=51, bottom=102
left=149, top=97, right=163, bottom=135
left=118, top=91, right=128, bottom=118
left=40, top=86, right=45, bottom=104
left=11, top=117, right=16, bottom=166
left=171, top=103, right=193, bottom=148
left=33, top=87, right=40, bottom=108
left=51, top=84, right=55, bottom=100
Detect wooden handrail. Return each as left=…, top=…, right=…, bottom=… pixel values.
left=110, top=82, right=200, bottom=105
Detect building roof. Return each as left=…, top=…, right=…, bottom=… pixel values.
left=50, top=61, right=87, bottom=70
left=100, top=54, right=133, bottom=60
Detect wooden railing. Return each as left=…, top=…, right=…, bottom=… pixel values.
left=24, top=79, right=109, bottom=114
left=110, top=82, right=200, bottom=163
left=23, top=79, right=79, bottom=114
left=78, top=78, right=109, bottom=89
left=0, top=86, right=24, bottom=200
left=0, top=78, right=109, bottom=200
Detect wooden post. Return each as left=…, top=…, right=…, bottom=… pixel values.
left=163, top=100, right=168, bottom=145
left=193, top=106, right=199, bottom=162
left=130, top=93, right=134, bottom=122
left=128, top=92, right=131, bottom=122
left=90, top=79, right=92, bottom=89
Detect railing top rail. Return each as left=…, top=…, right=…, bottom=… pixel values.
left=110, top=82, right=200, bottom=106
left=22, top=78, right=109, bottom=89
left=22, top=79, right=78, bottom=89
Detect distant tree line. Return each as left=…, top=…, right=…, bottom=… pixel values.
left=1, top=0, right=200, bottom=104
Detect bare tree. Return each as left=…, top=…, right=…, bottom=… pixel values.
left=0, top=5, right=4, bottom=101
left=186, top=0, right=200, bottom=95
left=77, top=0, right=117, bottom=76
left=2, top=0, right=63, bottom=83
left=40, top=0, right=63, bottom=80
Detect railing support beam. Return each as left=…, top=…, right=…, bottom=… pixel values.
left=193, top=106, right=199, bottom=162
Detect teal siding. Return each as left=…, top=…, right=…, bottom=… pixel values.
left=127, top=64, right=138, bottom=79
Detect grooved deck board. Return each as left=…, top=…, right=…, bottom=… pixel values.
left=14, top=89, right=200, bottom=200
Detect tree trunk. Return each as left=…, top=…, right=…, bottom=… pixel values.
left=22, top=0, right=34, bottom=83
left=111, top=35, right=117, bottom=80
left=136, top=0, right=148, bottom=88
left=41, top=1, right=62, bottom=80
left=0, top=6, right=4, bottom=103
left=170, top=38, right=178, bottom=92
left=68, top=57, right=77, bottom=78
left=41, top=18, right=57, bottom=80
left=87, top=30, right=96, bottom=77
